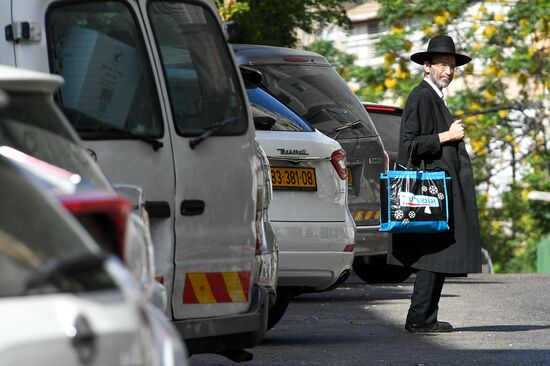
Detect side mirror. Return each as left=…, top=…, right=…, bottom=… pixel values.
left=0, top=90, right=9, bottom=110
left=223, top=21, right=240, bottom=43
left=240, top=66, right=263, bottom=87
left=253, top=115, right=276, bottom=131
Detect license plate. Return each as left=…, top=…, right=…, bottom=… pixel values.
left=271, top=167, right=317, bottom=191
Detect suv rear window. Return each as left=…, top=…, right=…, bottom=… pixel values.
left=47, top=1, right=163, bottom=139
left=253, top=64, right=377, bottom=138
left=365, top=108, right=402, bottom=152
left=148, top=1, right=247, bottom=136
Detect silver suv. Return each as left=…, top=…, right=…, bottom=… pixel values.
left=232, top=44, right=389, bottom=282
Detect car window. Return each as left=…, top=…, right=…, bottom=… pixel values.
left=367, top=110, right=402, bottom=152
left=148, top=1, right=247, bottom=136
left=0, top=162, right=116, bottom=297
left=253, top=64, right=377, bottom=138
left=0, top=93, right=111, bottom=188
left=47, top=1, right=163, bottom=139
left=247, top=87, right=313, bottom=132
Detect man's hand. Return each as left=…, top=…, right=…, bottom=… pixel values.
left=439, top=120, right=464, bottom=144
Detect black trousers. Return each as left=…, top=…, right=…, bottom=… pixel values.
left=406, top=270, right=446, bottom=325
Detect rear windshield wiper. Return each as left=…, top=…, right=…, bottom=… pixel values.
left=80, top=125, right=164, bottom=151
left=24, top=251, right=106, bottom=293
left=330, top=120, right=363, bottom=139
left=189, top=116, right=242, bottom=149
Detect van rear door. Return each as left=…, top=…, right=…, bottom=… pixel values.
left=144, top=1, right=257, bottom=319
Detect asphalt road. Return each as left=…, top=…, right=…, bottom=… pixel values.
left=190, top=273, right=550, bottom=365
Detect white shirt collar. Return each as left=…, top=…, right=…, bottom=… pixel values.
left=424, top=77, right=445, bottom=100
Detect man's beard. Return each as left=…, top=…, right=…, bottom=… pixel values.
left=430, top=73, right=451, bottom=89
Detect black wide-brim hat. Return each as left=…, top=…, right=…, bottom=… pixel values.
left=410, top=35, right=471, bottom=66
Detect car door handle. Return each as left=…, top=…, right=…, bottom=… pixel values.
left=145, top=201, right=171, bottom=218
left=181, top=200, right=205, bottom=216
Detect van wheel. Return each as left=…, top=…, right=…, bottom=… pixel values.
left=353, top=256, right=412, bottom=284
left=267, top=290, right=292, bottom=331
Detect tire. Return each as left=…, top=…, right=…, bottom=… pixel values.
left=267, top=290, right=292, bottom=331
left=353, top=256, right=412, bottom=284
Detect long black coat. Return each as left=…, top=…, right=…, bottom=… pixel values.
left=386, top=80, right=482, bottom=274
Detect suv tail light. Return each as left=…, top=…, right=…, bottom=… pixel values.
left=364, top=105, right=397, bottom=112
left=331, top=149, right=348, bottom=180
left=59, top=193, right=132, bottom=260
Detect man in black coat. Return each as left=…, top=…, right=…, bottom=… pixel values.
left=387, top=35, right=482, bottom=333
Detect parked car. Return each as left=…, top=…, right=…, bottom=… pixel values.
left=232, top=44, right=389, bottom=284
left=0, top=150, right=188, bottom=366
left=0, top=65, right=162, bottom=307
left=0, top=1, right=268, bottom=356
left=244, top=74, right=355, bottom=329
left=361, top=103, right=412, bottom=283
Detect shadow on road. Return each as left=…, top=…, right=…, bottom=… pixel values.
left=454, top=324, right=550, bottom=332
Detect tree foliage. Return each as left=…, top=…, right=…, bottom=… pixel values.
left=217, top=0, right=351, bottom=47
left=354, top=0, right=549, bottom=272
left=305, top=40, right=357, bottom=79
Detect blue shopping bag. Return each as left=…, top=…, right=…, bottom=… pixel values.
left=379, top=170, right=451, bottom=233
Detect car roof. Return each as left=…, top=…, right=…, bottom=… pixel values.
left=0, top=65, right=63, bottom=94
left=231, top=43, right=330, bottom=66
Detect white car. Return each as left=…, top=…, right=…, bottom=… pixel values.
left=0, top=65, right=164, bottom=309
left=0, top=2, right=269, bottom=355
left=0, top=150, right=188, bottom=366
left=245, top=78, right=356, bottom=329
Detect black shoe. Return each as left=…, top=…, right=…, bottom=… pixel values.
left=405, top=321, right=453, bottom=333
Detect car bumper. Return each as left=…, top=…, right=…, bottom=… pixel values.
left=171, top=285, right=268, bottom=355
left=354, top=225, right=389, bottom=257
left=272, top=220, right=355, bottom=291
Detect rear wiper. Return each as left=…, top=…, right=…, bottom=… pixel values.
left=80, top=126, right=164, bottom=151
left=331, top=120, right=362, bottom=139
left=189, top=116, right=242, bottom=150
left=24, top=251, right=106, bottom=293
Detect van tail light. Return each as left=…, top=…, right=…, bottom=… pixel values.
left=383, top=150, right=390, bottom=171
left=331, top=149, right=348, bottom=180
left=59, top=193, right=132, bottom=260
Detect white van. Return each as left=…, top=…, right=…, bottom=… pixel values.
left=1, top=0, right=268, bottom=357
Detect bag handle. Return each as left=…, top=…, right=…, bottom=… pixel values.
left=405, top=141, right=426, bottom=171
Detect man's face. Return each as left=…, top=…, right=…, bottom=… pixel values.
left=423, top=54, right=456, bottom=89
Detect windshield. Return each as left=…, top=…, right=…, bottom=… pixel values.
left=47, top=1, right=164, bottom=139
left=253, top=64, right=377, bottom=138
left=247, top=87, right=313, bottom=132
left=149, top=1, right=247, bottom=136
left=0, top=93, right=111, bottom=188
left=0, top=160, right=116, bottom=297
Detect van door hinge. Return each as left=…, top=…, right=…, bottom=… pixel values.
left=5, top=22, right=41, bottom=42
